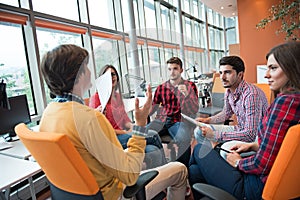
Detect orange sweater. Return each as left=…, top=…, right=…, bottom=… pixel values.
left=40, top=101, right=146, bottom=199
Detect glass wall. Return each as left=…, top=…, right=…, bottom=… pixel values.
left=0, top=0, right=238, bottom=121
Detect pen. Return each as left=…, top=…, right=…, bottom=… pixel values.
left=216, top=146, right=232, bottom=153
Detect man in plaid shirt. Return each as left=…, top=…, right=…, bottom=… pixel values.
left=148, top=57, right=199, bottom=167
left=195, top=56, right=269, bottom=143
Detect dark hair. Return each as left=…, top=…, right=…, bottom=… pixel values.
left=219, top=56, right=245, bottom=74
left=266, top=41, right=300, bottom=93
left=99, top=64, right=121, bottom=93
left=41, top=44, right=89, bottom=96
left=99, top=65, right=119, bottom=82
left=167, top=57, right=183, bottom=68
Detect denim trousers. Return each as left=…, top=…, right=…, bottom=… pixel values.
left=167, top=121, right=192, bottom=168
left=117, top=132, right=167, bottom=169
left=189, top=142, right=264, bottom=200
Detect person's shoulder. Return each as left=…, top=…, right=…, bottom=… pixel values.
left=90, top=92, right=99, bottom=99
left=184, top=79, right=196, bottom=86
left=275, top=92, right=300, bottom=103
left=242, top=81, right=263, bottom=95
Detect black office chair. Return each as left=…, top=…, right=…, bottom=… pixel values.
left=199, top=77, right=225, bottom=117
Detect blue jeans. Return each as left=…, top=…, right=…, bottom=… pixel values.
left=167, top=122, right=192, bottom=167
left=189, top=142, right=264, bottom=200
left=117, top=132, right=166, bottom=169
left=148, top=119, right=193, bottom=167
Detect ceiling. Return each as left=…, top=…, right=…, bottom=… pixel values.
left=200, top=0, right=238, bottom=18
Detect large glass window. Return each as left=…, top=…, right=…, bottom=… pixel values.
left=184, top=17, right=192, bottom=46
left=36, top=27, right=83, bottom=102
left=161, top=5, right=172, bottom=43
left=92, top=37, right=120, bottom=75
left=32, top=0, right=79, bottom=21
left=192, top=0, right=199, bottom=18
left=0, top=0, right=19, bottom=7
left=88, top=0, right=115, bottom=29
left=144, top=0, right=157, bottom=39
left=0, top=22, right=35, bottom=114
left=148, top=46, right=161, bottom=85
left=182, top=0, right=190, bottom=14
left=0, top=0, right=238, bottom=119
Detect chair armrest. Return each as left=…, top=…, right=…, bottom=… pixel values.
left=193, top=183, right=237, bottom=200
left=123, top=170, right=158, bottom=198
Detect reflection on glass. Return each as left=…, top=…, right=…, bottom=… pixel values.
left=0, top=22, right=34, bottom=114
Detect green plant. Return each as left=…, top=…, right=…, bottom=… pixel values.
left=256, top=0, right=300, bottom=41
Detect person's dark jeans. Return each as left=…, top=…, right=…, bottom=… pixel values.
left=148, top=119, right=193, bottom=168
left=189, top=142, right=244, bottom=199
left=117, top=131, right=167, bottom=168
left=189, top=142, right=264, bottom=200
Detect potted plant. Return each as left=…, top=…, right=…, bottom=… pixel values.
left=256, top=0, right=299, bottom=41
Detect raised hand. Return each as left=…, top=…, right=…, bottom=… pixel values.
left=134, top=84, right=152, bottom=126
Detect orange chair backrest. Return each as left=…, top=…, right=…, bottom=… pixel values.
left=262, top=124, right=300, bottom=200
left=15, top=123, right=99, bottom=195
left=212, top=77, right=225, bottom=93
left=254, top=83, right=274, bottom=105
left=84, top=98, right=90, bottom=106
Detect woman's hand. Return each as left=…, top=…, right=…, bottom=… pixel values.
left=134, top=85, right=152, bottom=127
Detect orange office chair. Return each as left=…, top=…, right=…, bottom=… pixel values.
left=84, top=97, right=90, bottom=106
left=192, top=124, right=300, bottom=200
left=15, top=123, right=163, bottom=200
left=254, top=83, right=274, bottom=105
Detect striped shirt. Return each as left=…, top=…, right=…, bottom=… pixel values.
left=238, top=93, right=300, bottom=183
left=210, top=80, right=268, bottom=142
left=151, top=79, right=199, bottom=123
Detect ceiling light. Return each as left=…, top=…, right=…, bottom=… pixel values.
left=221, top=6, right=224, bottom=9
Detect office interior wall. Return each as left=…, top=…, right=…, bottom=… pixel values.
left=237, top=0, right=285, bottom=83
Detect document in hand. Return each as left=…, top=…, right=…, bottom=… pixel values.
left=181, top=113, right=234, bottom=132
left=95, top=69, right=112, bottom=112
left=180, top=113, right=210, bottom=127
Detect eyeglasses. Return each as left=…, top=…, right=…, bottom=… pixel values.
left=111, top=72, right=117, bottom=77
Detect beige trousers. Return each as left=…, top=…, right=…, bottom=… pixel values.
left=121, top=161, right=187, bottom=200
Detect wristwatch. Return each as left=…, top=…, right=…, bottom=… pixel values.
left=234, top=159, right=240, bottom=169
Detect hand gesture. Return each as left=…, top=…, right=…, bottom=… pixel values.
left=134, top=84, right=152, bottom=126
left=178, top=84, right=188, bottom=97
left=201, top=126, right=215, bottom=140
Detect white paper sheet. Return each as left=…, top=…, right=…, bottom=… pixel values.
left=95, top=69, right=112, bottom=112
left=181, top=113, right=210, bottom=127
